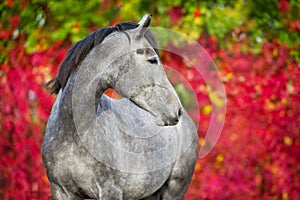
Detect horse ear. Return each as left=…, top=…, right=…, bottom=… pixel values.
left=135, top=14, right=152, bottom=38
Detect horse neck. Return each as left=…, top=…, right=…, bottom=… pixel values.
left=59, top=35, right=129, bottom=119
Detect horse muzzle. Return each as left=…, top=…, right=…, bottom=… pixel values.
left=155, top=107, right=183, bottom=126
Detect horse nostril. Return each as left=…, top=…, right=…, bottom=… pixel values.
left=178, top=107, right=183, bottom=118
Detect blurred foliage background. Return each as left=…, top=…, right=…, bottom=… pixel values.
left=0, top=0, right=299, bottom=199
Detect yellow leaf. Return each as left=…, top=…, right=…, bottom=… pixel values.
left=223, top=72, right=234, bottom=82
left=189, top=31, right=200, bottom=40
left=207, top=86, right=225, bottom=107
left=194, top=17, right=202, bottom=25
left=210, top=91, right=225, bottom=107
left=273, top=49, right=278, bottom=57
left=199, top=137, right=205, bottom=146
left=284, top=136, right=293, bottom=146
left=194, top=162, right=201, bottom=171
left=282, top=192, right=289, bottom=200
left=281, top=97, right=288, bottom=105
left=265, top=99, right=275, bottom=111
left=202, top=105, right=212, bottom=115
left=216, top=154, right=224, bottom=163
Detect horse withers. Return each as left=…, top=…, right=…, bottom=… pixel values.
left=41, top=14, right=198, bottom=200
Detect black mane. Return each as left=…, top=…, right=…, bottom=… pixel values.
left=47, top=22, right=158, bottom=94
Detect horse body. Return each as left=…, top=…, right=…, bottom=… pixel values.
left=42, top=14, right=198, bottom=200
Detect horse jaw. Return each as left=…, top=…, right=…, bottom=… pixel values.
left=129, top=85, right=183, bottom=127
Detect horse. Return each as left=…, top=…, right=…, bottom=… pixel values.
left=41, top=14, right=198, bottom=200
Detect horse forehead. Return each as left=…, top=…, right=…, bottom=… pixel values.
left=103, top=31, right=130, bottom=49
left=136, top=37, right=151, bottom=47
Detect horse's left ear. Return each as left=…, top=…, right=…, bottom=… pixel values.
left=135, top=14, right=152, bottom=38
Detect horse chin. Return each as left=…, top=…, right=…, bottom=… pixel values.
left=155, top=117, right=165, bottom=126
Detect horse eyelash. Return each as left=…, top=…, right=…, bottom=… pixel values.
left=136, top=48, right=158, bottom=64
left=147, top=56, right=158, bottom=65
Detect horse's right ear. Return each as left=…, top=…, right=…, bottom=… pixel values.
left=134, top=14, right=152, bottom=38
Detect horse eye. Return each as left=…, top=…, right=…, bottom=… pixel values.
left=147, top=56, right=158, bottom=65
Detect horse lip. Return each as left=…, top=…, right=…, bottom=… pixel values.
left=165, top=120, right=179, bottom=126
left=155, top=120, right=179, bottom=127
left=155, top=113, right=179, bottom=126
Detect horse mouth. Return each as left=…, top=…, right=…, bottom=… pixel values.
left=155, top=119, right=179, bottom=126
left=155, top=113, right=181, bottom=126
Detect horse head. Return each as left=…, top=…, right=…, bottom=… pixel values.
left=48, top=14, right=183, bottom=126
left=111, top=14, right=183, bottom=126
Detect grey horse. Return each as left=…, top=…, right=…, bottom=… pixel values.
left=41, top=14, right=198, bottom=200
